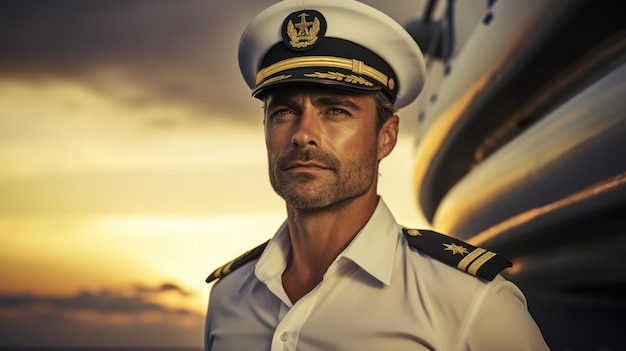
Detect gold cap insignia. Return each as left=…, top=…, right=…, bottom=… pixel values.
left=282, top=10, right=327, bottom=51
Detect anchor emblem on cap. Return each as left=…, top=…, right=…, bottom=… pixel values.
left=283, top=10, right=326, bottom=51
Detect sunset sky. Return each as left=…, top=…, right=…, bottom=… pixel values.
left=0, top=0, right=430, bottom=348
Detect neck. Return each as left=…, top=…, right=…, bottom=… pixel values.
left=282, top=189, right=379, bottom=303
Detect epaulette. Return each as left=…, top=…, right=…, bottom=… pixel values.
left=206, top=240, right=269, bottom=284
left=403, top=228, right=512, bottom=281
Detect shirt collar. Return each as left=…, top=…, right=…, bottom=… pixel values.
left=255, top=220, right=290, bottom=282
left=233, top=221, right=290, bottom=293
left=247, top=198, right=400, bottom=290
left=341, top=198, right=399, bottom=286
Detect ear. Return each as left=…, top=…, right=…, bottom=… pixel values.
left=377, top=115, right=399, bottom=161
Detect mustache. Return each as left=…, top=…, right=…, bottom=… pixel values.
left=276, top=149, right=340, bottom=170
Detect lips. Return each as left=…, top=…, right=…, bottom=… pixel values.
left=285, top=161, right=330, bottom=170
left=276, top=149, right=339, bottom=173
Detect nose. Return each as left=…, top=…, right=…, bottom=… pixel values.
left=291, top=108, right=320, bottom=148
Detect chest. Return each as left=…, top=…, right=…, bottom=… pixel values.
left=208, top=263, right=443, bottom=351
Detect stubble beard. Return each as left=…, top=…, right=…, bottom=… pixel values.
left=269, top=143, right=379, bottom=211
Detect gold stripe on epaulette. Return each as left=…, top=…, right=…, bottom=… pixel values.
left=457, top=248, right=486, bottom=271
left=206, top=240, right=270, bottom=283
left=468, top=251, right=497, bottom=276
left=211, top=264, right=226, bottom=280
left=211, top=256, right=237, bottom=280
left=220, top=259, right=236, bottom=276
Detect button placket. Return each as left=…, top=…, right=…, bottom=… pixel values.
left=270, top=285, right=320, bottom=351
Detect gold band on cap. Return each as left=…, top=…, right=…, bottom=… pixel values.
left=256, top=56, right=391, bottom=88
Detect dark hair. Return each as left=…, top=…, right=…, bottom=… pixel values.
left=374, top=91, right=397, bottom=132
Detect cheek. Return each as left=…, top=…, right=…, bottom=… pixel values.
left=265, top=122, right=298, bottom=149
left=336, top=128, right=376, bottom=155
left=265, top=138, right=277, bottom=163
left=265, top=130, right=278, bottom=144
left=265, top=131, right=288, bottom=163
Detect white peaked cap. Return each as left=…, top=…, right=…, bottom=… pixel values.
left=238, top=0, right=426, bottom=108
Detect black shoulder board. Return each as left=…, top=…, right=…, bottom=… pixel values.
left=205, top=240, right=269, bottom=284
left=403, top=228, right=512, bottom=281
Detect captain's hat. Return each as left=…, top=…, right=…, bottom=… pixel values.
left=238, top=0, right=426, bottom=108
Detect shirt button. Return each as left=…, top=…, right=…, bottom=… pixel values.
left=280, top=331, right=290, bottom=341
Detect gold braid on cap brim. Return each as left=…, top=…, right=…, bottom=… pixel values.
left=255, top=56, right=394, bottom=90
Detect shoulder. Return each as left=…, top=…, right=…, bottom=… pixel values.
left=205, top=240, right=269, bottom=284
left=401, top=228, right=511, bottom=281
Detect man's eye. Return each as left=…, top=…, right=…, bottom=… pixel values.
left=326, top=108, right=351, bottom=118
left=271, top=109, right=296, bottom=121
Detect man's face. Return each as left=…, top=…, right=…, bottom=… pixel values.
left=263, top=87, right=384, bottom=210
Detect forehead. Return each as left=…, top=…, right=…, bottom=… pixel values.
left=263, top=86, right=376, bottom=104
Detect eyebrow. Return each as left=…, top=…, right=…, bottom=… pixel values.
left=264, top=91, right=365, bottom=113
left=264, top=95, right=299, bottom=113
left=312, top=95, right=362, bottom=111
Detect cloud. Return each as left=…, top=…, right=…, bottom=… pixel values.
left=0, top=282, right=199, bottom=316
left=0, top=282, right=204, bottom=347
left=0, top=0, right=272, bottom=125
left=0, top=0, right=426, bottom=127
left=134, top=282, right=193, bottom=297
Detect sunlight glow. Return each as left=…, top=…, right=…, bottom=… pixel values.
left=0, top=213, right=284, bottom=313
left=0, top=79, right=266, bottom=179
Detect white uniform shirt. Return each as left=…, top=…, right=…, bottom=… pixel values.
left=205, top=199, right=549, bottom=351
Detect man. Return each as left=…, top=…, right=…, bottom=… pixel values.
left=205, top=0, right=549, bottom=350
